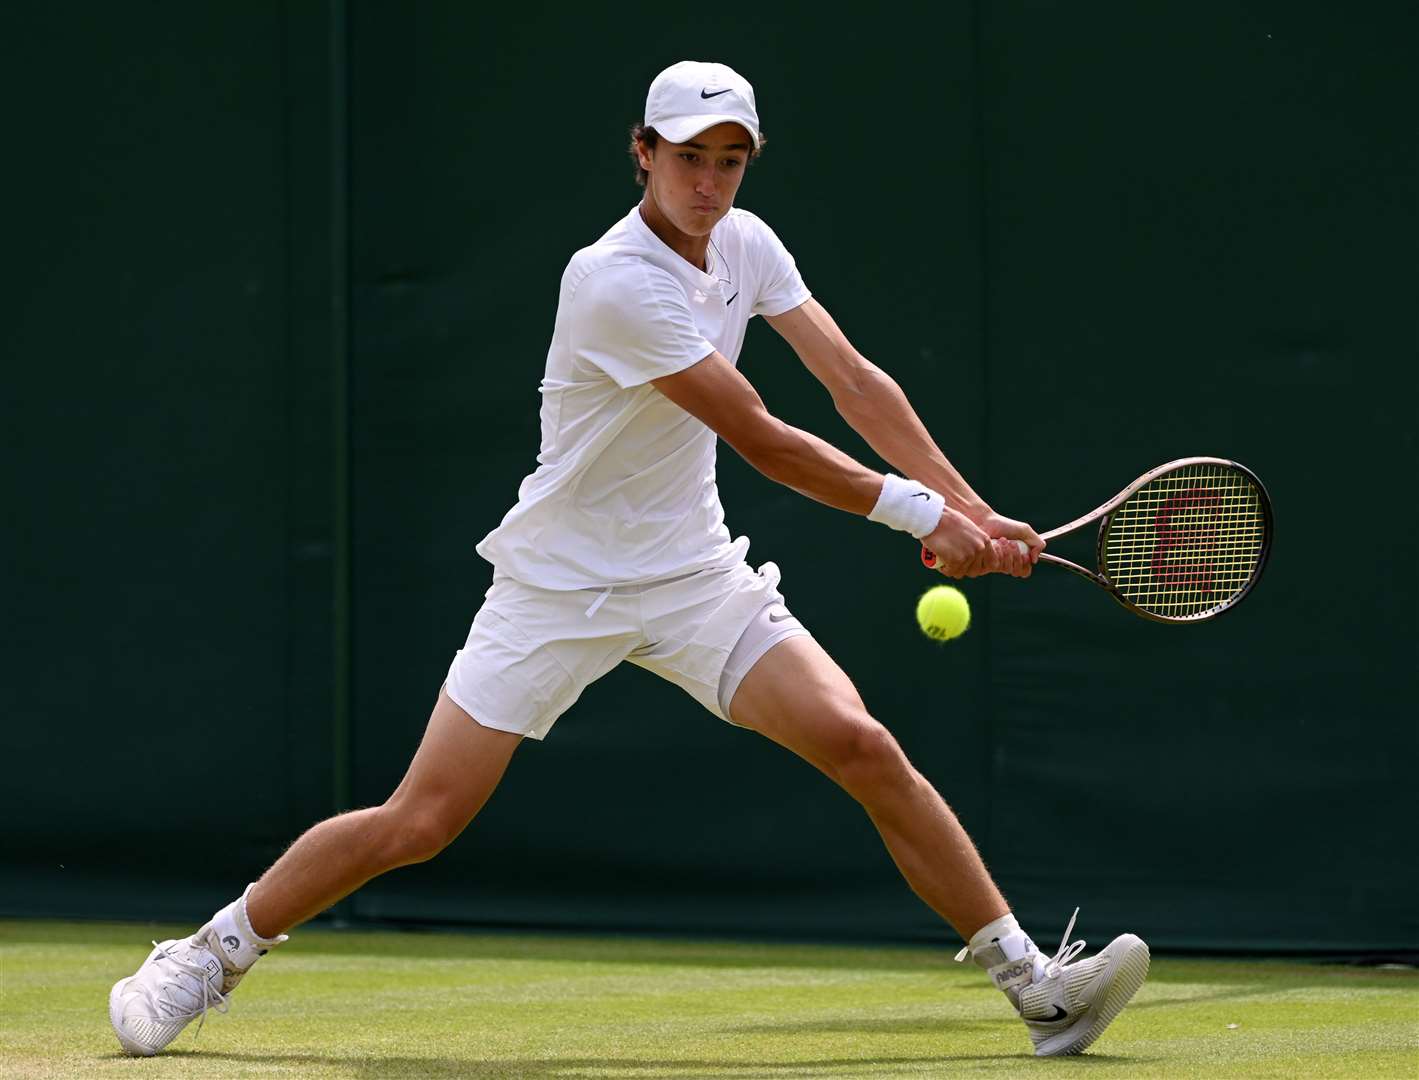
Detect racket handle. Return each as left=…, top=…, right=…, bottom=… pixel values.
left=921, top=539, right=1028, bottom=572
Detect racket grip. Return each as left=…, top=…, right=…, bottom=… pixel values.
left=921, top=539, right=1028, bottom=572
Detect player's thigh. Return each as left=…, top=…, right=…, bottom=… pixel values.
left=728, top=634, right=888, bottom=779
left=383, top=687, right=522, bottom=839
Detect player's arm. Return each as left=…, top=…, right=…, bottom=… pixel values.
left=651, top=351, right=1022, bottom=578
left=765, top=298, right=1043, bottom=557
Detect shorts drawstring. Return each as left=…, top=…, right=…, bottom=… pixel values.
left=584, top=587, right=612, bottom=618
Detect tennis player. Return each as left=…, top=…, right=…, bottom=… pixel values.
left=110, top=60, right=1149, bottom=1059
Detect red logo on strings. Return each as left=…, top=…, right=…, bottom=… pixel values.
left=1151, top=487, right=1218, bottom=591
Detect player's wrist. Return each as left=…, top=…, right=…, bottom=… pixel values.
left=868, top=474, right=945, bottom=538
left=960, top=499, right=993, bottom=525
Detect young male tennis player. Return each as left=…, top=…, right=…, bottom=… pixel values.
left=110, top=60, right=1149, bottom=1059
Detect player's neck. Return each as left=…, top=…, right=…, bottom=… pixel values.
left=638, top=198, right=709, bottom=272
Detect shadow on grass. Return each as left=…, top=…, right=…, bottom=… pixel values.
left=136, top=1049, right=1149, bottom=1076
left=4, top=919, right=952, bottom=973
left=1139, top=957, right=1419, bottom=989
left=728, top=1017, right=1014, bottom=1036
left=17, top=921, right=1419, bottom=985
left=1127, top=985, right=1269, bottom=1010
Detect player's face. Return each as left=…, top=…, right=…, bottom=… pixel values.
left=640, top=122, right=752, bottom=238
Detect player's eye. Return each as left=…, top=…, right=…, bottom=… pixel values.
left=679, top=153, right=698, bottom=163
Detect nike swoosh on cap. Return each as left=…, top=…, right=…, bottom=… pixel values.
left=700, top=88, right=733, bottom=99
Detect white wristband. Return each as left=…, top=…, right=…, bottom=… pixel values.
left=868, top=474, right=946, bottom=538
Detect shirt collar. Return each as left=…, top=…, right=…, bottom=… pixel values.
left=628, top=205, right=722, bottom=293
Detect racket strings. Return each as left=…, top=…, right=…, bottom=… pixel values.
left=1102, top=463, right=1267, bottom=619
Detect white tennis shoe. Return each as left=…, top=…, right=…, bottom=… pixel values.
left=108, top=926, right=233, bottom=1056
left=961, top=908, right=1150, bottom=1057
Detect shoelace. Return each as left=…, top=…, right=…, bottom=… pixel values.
left=954, top=906, right=1089, bottom=977
left=1042, top=907, right=1087, bottom=980
left=148, top=940, right=230, bottom=1038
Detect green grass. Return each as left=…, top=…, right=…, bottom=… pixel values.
left=2, top=921, right=1416, bottom=1079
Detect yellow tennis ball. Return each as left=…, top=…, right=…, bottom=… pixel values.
left=916, top=585, right=971, bottom=641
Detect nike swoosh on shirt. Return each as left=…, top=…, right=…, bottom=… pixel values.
left=726, top=291, right=739, bottom=306
left=700, top=88, right=733, bottom=99
left=768, top=610, right=792, bottom=623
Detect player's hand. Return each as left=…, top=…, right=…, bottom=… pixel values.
left=920, top=507, right=992, bottom=578
left=984, top=537, right=1032, bottom=578
left=977, top=511, right=1045, bottom=567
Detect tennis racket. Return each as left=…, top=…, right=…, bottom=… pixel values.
left=922, top=457, right=1273, bottom=624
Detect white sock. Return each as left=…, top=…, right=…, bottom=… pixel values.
left=959, top=912, right=1044, bottom=998
left=970, top=912, right=1024, bottom=953
left=207, top=882, right=288, bottom=972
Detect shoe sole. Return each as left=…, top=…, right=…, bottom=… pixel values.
left=109, top=977, right=158, bottom=1057
left=1035, top=934, right=1151, bottom=1057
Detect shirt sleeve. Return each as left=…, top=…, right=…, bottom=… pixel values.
left=569, top=263, right=715, bottom=389
left=746, top=213, right=812, bottom=317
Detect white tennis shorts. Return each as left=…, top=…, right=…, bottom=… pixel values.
left=444, top=561, right=809, bottom=740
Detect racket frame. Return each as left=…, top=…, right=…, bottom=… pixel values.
left=927, top=457, right=1273, bottom=624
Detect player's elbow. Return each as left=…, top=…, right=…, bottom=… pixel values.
left=831, top=361, right=896, bottom=423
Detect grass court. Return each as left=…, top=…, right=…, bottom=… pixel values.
left=3, top=920, right=1415, bottom=1078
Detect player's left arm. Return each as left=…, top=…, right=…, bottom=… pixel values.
left=765, top=298, right=1043, bottom=555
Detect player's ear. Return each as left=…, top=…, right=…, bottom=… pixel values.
left=635, top=137, right=654, bottom=173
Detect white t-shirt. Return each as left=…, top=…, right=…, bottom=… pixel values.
left=476, top=205, right=812, bottom=589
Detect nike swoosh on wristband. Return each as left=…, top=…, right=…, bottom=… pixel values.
left=700, top=88, right=733, bottom=99
left=910, top=492, right=930, bottom=499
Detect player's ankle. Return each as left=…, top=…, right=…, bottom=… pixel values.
left=207, top=882, right=289, bottom=973
left=957, top=912, right=1043, bottom=1003
left=969, top=913, right=1022, bottom=953
left=970, top=912, right=1039, bottom=962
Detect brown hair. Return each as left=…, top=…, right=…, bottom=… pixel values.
left=628, top=123, right=766, bottom=187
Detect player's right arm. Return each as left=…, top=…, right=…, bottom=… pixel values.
left=652, top=352, right=1019, bottom=578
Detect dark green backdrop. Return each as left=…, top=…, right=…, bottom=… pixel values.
left=4, top=2, right=1415, bottom=954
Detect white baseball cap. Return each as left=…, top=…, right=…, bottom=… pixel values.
left=644, top=61, right=761, bottom=149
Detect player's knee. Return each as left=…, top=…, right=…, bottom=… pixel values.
left=831, top=716, right=913, bottom=800
left=375, top=803, right=460, bottom=867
